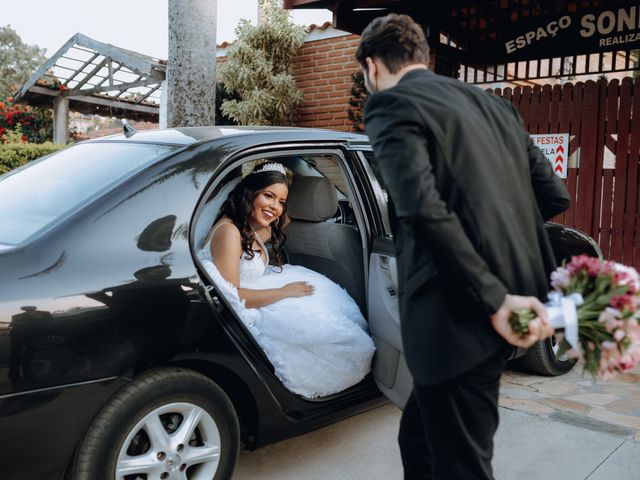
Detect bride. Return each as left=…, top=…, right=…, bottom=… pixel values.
left=200, top=161, right=375, bottom=398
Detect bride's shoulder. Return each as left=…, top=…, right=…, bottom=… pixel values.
left=211, top=220, right=242, bottom=244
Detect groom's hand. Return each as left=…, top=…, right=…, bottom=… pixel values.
left=491, top=294, right=554, bottom=348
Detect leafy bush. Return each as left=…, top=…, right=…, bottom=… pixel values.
left=219, top=0, right=305, bottom=126
left=215, top=83, right=239, bottom=126
left=0, top=127, right=65, bottom=174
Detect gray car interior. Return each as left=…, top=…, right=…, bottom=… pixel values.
left=285, top=176, right=366, bottom=313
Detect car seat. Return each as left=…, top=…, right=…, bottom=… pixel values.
left=285, top=176, right=366, bottom=312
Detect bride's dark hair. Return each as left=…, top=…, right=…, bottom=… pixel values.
left=217, top=162, right=292, bottom=265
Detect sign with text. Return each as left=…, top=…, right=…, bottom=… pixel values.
left=531, top=134, right=569, bottom=179
left=465, top=3, right=640, bottom=63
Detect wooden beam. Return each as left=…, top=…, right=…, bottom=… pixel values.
left=27, top=85, right=159, bottom=114
left=134, top=83, right=162, bottom=104
left=114, top=75, right=143, bottom=99
left=108, top=59, right=114, bottom=87
left=93, top=64, right=123, bottom=89
left=63, top=52, right=99, bottom=86
left=66, top=93, right=160, bottom=114
left=14, top=34, right=80, bottom=101
left=62, top=78, right=160, bottom=97
left=74, top=56, right=110, bottom=90
left=74, top=33, right=165, bottom=80
left=28, top=85, right=61, bottom=97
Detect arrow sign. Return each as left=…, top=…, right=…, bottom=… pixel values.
left=530, top=133, right=569, bottom=179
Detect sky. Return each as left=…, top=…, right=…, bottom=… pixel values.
left=2, top=0, right=332, bottom=60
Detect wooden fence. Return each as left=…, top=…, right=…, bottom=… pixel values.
left=490, top=78, right=640, bottom=269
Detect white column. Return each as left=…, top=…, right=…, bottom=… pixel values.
left=53, top=96, right=69, bottom=144
left=167, top=0, right=217, bottom=127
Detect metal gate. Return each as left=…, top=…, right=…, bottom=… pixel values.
left=489, top=77, right=640, bottom=268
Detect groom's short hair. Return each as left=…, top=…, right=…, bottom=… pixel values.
left=356, top=14, right=430, bottom=74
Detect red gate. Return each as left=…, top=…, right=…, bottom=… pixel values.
left=490, top=78, right=640, bottom=269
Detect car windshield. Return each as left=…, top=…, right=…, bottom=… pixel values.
left=0, top=142, right=177, bottom=245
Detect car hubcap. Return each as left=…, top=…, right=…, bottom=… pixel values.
left=551, top=335, right=569, bottom=361
left=115, top=402, right=221, bottom=480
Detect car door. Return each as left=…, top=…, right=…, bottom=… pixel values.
left=348, top=147, right=413, bottom=408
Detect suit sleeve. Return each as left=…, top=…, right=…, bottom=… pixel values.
left=510, top=104, right=570, bottom=221
left=364, top=91, right=508, bottom=315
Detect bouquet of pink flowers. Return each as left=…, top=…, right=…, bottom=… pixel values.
left=510, top=255, right=640, bottom=379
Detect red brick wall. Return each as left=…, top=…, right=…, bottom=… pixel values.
left=292, top=34, right=361, bottom=132
left=217, top=33, right=442, bottom=131
left=217, top=33, right=362, bottom=131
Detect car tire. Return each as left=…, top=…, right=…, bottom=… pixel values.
left=73, top=367, right=240, bottom=480
left=518, top=336, right=577, bottom=376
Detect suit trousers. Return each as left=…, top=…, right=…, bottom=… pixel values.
left=398, top=349, right=507, bottom=480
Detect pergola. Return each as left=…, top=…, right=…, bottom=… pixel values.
left=14, top=33, right=166, bottom=143
left=285, top=1, right=640, bottom=82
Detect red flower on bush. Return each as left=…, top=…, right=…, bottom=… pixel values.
left=0, top=98, right=54, bottom=144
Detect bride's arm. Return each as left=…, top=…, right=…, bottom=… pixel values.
left=211, top=223, right=311, bottom=308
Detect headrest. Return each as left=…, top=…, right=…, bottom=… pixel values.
left=287, top=176, right=338, bottom=222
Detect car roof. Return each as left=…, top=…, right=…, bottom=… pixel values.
left=88, top=126, right=370, bottom=147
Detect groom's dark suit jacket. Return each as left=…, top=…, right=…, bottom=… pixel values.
left=364, top=69, right=570, bottom=385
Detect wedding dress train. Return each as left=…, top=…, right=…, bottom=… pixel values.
left=199, top=233, right=375, bottom=398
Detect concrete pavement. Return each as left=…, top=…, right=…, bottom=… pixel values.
left=233, top=366, right=640, bottom=480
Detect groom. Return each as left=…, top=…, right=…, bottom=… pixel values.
left=358, top=14, right=570, bottom=479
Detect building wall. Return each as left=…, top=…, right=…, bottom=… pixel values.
left=216, top=26, right=361, bottom=132
left=291, top=34, right=360, bottom=131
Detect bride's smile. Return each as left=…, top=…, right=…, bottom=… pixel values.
left=251, top=183, right=288, bottom=228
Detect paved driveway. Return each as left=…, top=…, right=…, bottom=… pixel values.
left=234, top=365, right=640, bottom=480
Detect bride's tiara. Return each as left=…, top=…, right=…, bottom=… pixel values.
left=253, top=162, right=287, bottom=176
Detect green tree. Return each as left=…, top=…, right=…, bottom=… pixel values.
left=215, top=82, right=238, bottom=126
left=219, top=0, right=305, bottom=126
left=0, top=25, right=47, bottom=99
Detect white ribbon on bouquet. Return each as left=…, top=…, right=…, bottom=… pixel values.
left=545, top=291, right=584, bottom=349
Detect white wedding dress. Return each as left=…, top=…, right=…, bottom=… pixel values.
left=199, top=231, right=375, bottom=399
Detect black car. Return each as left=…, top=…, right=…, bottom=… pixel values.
left=0, top=127, right=600, bottom=479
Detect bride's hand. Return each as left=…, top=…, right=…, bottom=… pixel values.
left=280, top=281, right=315, bottom=298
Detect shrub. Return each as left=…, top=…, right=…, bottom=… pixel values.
left=0, top=97, right=54, bottom=144
left=219, top=0, right=305, bottom=126
left=0, top=127, right=65, bottom=174
left=215, top=83, right=239, bottom=126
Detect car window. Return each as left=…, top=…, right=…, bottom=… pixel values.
left=307, top=154, right=348, bottom=196
left=0, top=142, right=177, bottom=245
left=357, top=150, right=393, bottom=236
left=362, top=150, right=386, bottom=191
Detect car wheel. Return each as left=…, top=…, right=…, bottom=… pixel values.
left=73, top=367, right=240, bottom=480
left=519, top=336, right=577, bottom=376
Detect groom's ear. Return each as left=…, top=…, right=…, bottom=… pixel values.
left=365, top=57, right=376, bottom=77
